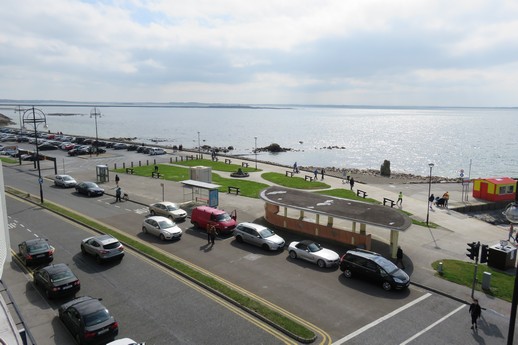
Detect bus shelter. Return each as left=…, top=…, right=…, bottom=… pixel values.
left=181, top=179, right=221, bottom=208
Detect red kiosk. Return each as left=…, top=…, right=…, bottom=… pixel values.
left=472, top=177, right=516, bottom=202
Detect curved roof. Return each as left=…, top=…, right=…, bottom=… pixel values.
left=260, top=186, right=412, bottom=231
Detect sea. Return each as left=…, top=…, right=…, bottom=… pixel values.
left=1, top=101, right=517, bottom=179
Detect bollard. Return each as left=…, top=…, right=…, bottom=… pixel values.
left=131, top=161, right=133, bottom=168
left=154, top=158, right=156, bottom=165
left=122, top=162, right=125, bottom=169
left=437, top=262, right=443, bottom=275
left=482, top=272, right=491, bottom=290
left=139, top=161, right=141, bottom=167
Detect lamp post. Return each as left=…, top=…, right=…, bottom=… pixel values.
left=197, top=131, right=201, bottom=159
left=22, top=107, right=48, bottom=203
left=426, top=163, right=434, bottom=225
left=90, top=107, right=101, bottom=156
left=504, top=198, right=518, bottom=345
left=254, top=136, right=258, bottom=170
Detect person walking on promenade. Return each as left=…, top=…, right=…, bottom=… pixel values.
left=115, top=174, right=120, bottom=187
left=396, top=246, right=405, bottom=269
left=428, top=193, right=435, bottom=210
left=115, top=186, right=122, bottom=202
left=442, top=191, right=449, bottom=208
left=349, top=177, right=355, bottom=190
left=207, top=224, right=217, bottom=245
left=314, top=168, right=318, bottom=180
left=396, top=192, right=403, bottom=207
left=469, top=299, right=482, bottom=331
left=509, top=223, right=515, bottom=243
left=321, top=168, right=325, bottom=180
left=293, top=162, right=298, bottom=173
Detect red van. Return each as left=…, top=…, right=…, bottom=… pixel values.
left=191, top=206, right=237, bottom=235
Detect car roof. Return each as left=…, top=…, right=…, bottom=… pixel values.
left=39, top=263, right=71, bottom=274
left=155, top=201, right=175, bottom=206
left=346, top=249, right=382, bottom=260
left=238, top=222, right=266, bottom=231
left=298, top=240, right=315, bottom=246
left=146, top=216, right=170, bottom=222
left=196, top=206, right=225, bottom=214
left=64, top=296, right=105, bottom=315
left=93, top=234, right=118, bottom=244
left=23, top=238, right=49, bottom=246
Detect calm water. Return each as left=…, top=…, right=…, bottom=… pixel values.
left=3, top=103, right=517, bottom=178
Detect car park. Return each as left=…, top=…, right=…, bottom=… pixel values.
left=339, top=249, right=410, bottom=291
left=288, top=240, right=340, bottom=268
left=54, top=174, right=78, bottom=188
left=191, top=206, right=237, bottom=235
left=33, top=263, right=81, bottom=299
left=234, top=222, right=285, bottom=251
left=142, top=216, right=182, bottom=241
left=18, top=238, right=55, bottom=266
left=149, top=201, right=187, bottom=221
left=58, top=296, right=119, bottom=345
left=81, top=235, right=125, bottom=263
left=75, top=182, right=105, bottom=196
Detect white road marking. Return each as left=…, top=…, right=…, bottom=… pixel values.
left=399, top=304, right=466, bottom=345
left=332, top=293, right=432, bottom=344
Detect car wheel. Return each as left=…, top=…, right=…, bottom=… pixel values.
left=142, top=226, right=147, bottom=233
left=344, top=269, right=352, bottom=278
left=150, top=210, right=156, bottom=216
left=382, top=281, right=392, bottom=291
left=236, top=235, right=243, bottom=243
left=168, top=215, right=174, bottom=221
left=317, top=259, right=326, bottom=268
left=159, top=234, right=166, bottom=241
left=262, top=244, right=270, bottom=251
left=192, top=221, right=199, bottom=228
left=95, top=255, right=102, bottom=264
left=80, top=245, right=86, bottom=255
left=87, top=191, right=92, bottom=197
left=289, top=250, right=297, bottom=259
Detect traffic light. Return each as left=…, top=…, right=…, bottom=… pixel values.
left=466, top=242, right=479, bottom=260
left=480, top=244, right=489, bottom=263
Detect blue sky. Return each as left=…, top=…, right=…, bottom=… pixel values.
left=1, top=0, right=518, bottom=106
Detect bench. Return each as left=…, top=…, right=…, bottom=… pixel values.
left=228, top=186, right=240, bottom=195
left=305, top=175, right=314, bottom=182
left=357, top=189, right=368, bottom=198
left=225, top=158, right=232, bottom=164
left=286, top=170, right=294, bottom=177
left=151, top=171, right=161, bottom=179
left=383, top=197, right=396, bottom=207
left=125, top=167, right=134, bottom=174
left=241, top=162, right=249, bottom=168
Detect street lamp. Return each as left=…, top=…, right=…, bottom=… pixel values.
left=504, top=196, right=518, bottom=345
left=197, top=131, right=201, bottom=159
left=22, top=107, right=48, bottom=203
left=426, top=163, right=434, bottom=225
left=90, top=107, right=101, bottom=156
left=254, top=136, right=258, bottom=170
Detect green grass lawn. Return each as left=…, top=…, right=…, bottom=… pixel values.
left=174, top=158, right=260, bottom=173
left=0, top=156, right=19, bottom=164
left=261, top=172, right=330, bottom=190
left=432, top=259, right=515, bottom=302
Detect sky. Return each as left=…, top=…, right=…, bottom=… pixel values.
left=1, top=0, right=518, bottom=107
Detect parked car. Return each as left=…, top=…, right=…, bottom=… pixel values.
left=107, top=338, right=144, bottom=345
left=234, top=222, right=285, bottom=251
left=18, top=238, right=55, bottom=266
left=149, top=147, right=166, bottom=155
left=126, top=144, right=139, bottom=151
left=190, top=206, right=237, bottom=235
left=58, top=296, right=119, bottom=344
left=339, top=249, right=410, bottom=291
left=142, top=216, right=182, bottom=241
left=81, top=235, right=125, bottom=263
left=112, top=143, right=128, bottom=150
left=37, top=143, right=59, bottom=150
left=149, top=201, right=187, bottom=221
left=287, top=240, right=340, bottom=268
left=21, top=153, right=44, bottom=161
left=33, top=263, right=81, bottom=299
left=54, top=174, right=77, bottom=188
left=75, top=182, right=105, bottom=197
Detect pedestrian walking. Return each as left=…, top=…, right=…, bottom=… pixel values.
left=154, top=165, right=159, bottom=173
left=207, top=224, right=217, bottom=245
left=293, top=162, right=298, bottom=173
left=442, top=191, right=449, bottom=208
left=509, top=223, right=515, bottom=243
left=115, top=186, right=122, bottom=202
left=115, top=174, right=120, bottom=187
left=469, top=299, right=482, bottom=331
left=428, top=194, right=435, bottom=210
left=396, top=191, right=403, bottom=207
left=321, top=168, right=325, bottom=180
left=314, top=168, right=318, bottom=180
left=349, top=177, right=355, bottom=190
left=396, top=246, right=405, bottom=269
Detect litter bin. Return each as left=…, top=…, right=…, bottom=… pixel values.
left=488, top=241, right=517, bottom=270
left=96, top=164, right=109, bottom=183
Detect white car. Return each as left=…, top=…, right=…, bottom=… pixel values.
left=54, top=174, right=77, bottom=188
left=142, top=216, right=182, bottom=241
left=149, top=201, right=187, bottom=221
left=234, top=222, right=285, bottom=251
left=107, top=338, right=145, bottom=345
left=149, top=147, right=166, bottom=155
left=288, top=240, right=340, bottom=268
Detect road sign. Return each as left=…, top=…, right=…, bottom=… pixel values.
left=38, top=177, right=43, bottom=185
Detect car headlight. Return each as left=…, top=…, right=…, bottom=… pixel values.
left=393, top=278, right=404, bottom=283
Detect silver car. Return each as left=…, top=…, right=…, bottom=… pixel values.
left=142, top=216, right=182, bottom=241
left=149, top=201, right=187, bottom=221
left=234, top=222, right=285, bottom=251
left=54, top=174, right=77, bottom=188
left=80, top=235, right=124, bottom=263
left=288, top=240, right=340, bottom=268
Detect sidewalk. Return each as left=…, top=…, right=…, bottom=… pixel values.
left=71, top=153, right=514, bottom=317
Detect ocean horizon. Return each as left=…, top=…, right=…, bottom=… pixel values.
left=1, top=100, right=517, bottom=179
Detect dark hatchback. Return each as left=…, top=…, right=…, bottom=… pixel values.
left=18, top=238, right=55, bottom=266
left=59, top=296, right=118, bottom=345
left=339, top=249, right=410, bottom=291
left=75, top=182, right=105, bottom=197
left=34, top=263, right=81, bottom=299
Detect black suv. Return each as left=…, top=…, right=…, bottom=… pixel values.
left=339, top=249, right=410, bottom=291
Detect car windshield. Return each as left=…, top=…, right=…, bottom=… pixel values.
left=158, top=219, right=175, bottom=229
left=215, top=213, right=231, bottom=222
left=259, top=228, right=275, bottom=238
left=62, top=176, right=74, bottom=181
left=85, top=182, right=97, bottom=188
left=28, top=243, right=50, bottom=253
left=373, top=256, right=399, bottom=274
left=84, top=309, right=111, bottom=327
left=50, top=270, right=75, bottom=283
left=166, top=204, right=179, bottom=211
left=307, top=243, right=322, bottom=252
